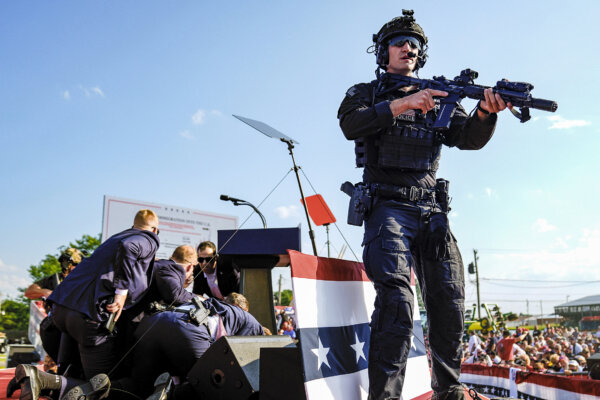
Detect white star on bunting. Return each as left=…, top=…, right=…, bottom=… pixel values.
left=350, top=333, right=366, bottom=363
left=311, top=338, right=331, bottom=370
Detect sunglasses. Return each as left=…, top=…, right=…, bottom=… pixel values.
left=152, top=226, right=160, bottom=235
left=389, top=35, right=421, bottom=50
left=197, top=256, right=215, bottom=263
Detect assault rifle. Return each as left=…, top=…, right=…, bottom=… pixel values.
left=381, top=69, right=558, bottom=130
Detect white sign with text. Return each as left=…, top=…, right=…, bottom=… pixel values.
left=102, top=195, right=238, bottom=260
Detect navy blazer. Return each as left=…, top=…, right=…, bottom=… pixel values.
left=48, top=228, right=159, bottom=322
left=154, top=259, right=194, bottom=306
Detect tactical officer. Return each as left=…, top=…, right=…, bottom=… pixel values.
left=338, top=10, right=510, bottom=400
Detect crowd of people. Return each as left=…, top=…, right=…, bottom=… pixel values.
left=9, top=209, right=272, bottom=400
left=462, top=324, right=600, bottom=376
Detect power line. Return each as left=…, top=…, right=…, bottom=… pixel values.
left=480, top=277, right=600, bottom=283
left=481, top=281, right=597, bottom=289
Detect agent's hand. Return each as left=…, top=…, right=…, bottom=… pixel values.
left=106, top=293, right=127, bottom=321
left=390, top=88, right=448, bottom=116
left=479, top=87, right=513, bottom=115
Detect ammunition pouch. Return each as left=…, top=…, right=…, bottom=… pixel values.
left=378, top=125, right=441, bottom=172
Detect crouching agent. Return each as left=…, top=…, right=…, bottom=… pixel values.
left=12, top=294, right=264, bottom=400
left=75, top=293, right=264, bottom=400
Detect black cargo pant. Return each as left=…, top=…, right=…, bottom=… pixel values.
left=362, top=197, right=465, bottom=400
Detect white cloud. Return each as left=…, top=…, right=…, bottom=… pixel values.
left=91, top=87, right=104, bottom=97
left=488, top=228, right=600, bottom=280
left=274, top=205, right=300, bottom=219
left=485, top=188, right=492, bottom=197
left=78, top=85, right=105, bottom=98
left=0, top=258, right=30, bottom=299
left=62, top=90, right=70, bottom=100
left=210, top=110, right=223, bottom=117
left=547, top=115, right=591, bottom=130
left=192, top=109, right=206, bottom=125
left=531, top=218, right=557, bottom=233
left=179, top=130, right=194, bottom=140
left=553, top=237, right=569, bottom=249
left=79, top=85, right=90, bottom=97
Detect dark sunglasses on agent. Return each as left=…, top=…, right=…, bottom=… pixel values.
left=389, top=35, right=421, bottom=50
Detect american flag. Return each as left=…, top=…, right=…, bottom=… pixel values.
left=289, top=250, right=432, bottom=399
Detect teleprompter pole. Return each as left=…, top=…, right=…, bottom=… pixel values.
left=283, top=138, right=318, bottom=256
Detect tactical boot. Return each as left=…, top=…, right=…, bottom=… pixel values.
left=60, top=374, right=110, bottom=400
left=15, top=364, right=44, bottom=400
left=432, top=386, right=466, bottom=400
left=146, top=373, right=172, bottom=400
left=6, top=377, right=20, bottom=398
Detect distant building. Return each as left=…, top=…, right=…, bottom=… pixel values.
left=554, top=295, right=600, bottom=326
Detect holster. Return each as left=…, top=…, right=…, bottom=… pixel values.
left=188, top=297, right=210, bottom=327
left=341, top=181, right=371, bottom=226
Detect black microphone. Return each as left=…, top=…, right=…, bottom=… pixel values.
left=407, top=52, right=417, bottom=58
left=220, top=194, right=243, bottom=203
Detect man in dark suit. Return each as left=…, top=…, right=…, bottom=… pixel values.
left=47, top=209, right=160, bottom=381
left=192, top=241, right=239, bottom=299
left=153, top=244, right=197, bottom=306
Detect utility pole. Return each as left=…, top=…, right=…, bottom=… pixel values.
left=526, top=299, right=529, bottom=315
left=277, top=274, right=283, bottom=305
left=473, top=249, right=481, bottom=320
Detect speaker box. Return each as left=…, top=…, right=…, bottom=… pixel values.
left=259, top=347, right=306, bottom=400
left=187, top=335, right=295, bottom=400
left=588, top=353, right=600, bottom=380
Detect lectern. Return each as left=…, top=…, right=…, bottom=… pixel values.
left=218, top=227, right=301, bottom=333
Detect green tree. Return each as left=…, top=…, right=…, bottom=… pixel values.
left=0, top=234, right=101, bottom=340
left=280, top=289, right=293, bottom=306
left=26, top=233, right=101, bottom=282
left=0, top=298, right=29, bottom=332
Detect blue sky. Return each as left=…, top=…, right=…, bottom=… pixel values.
left=1, top=1, right=599, bottom=317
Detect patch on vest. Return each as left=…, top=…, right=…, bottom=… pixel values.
left=396, top=109, right=416, bottom=122
left=346, top=86, right=359, bottom=97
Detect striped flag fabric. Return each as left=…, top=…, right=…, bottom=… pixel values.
left=461, top=364, right=600, bottom=400
left=289, top=250, right=432, bottom=400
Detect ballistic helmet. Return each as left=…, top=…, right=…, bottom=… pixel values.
left=371, top=9, right=428, bottom=72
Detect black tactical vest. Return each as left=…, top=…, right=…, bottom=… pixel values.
left=355, top=107, right=442, bottom=173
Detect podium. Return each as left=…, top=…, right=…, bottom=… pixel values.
left=218, top=227, right=301, bottom=333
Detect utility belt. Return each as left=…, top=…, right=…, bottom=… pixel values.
left=370, top=183, right=435, bottom=202
left=341, top=178, right=450, bottom=226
